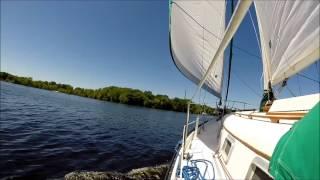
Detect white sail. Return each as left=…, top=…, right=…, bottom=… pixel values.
left=169, top=0, right=226, bottom=97
left=254, top=0, right=320, bottom=88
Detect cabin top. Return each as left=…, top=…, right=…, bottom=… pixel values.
left=235, top=93, right=319, bottom=123
left=223, top=114, right=292, bottom=159
left=269, top=93, right=319, bottom=112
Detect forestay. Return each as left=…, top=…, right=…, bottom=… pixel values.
left=254, top=0, right=320, bottom=88
left=169, top=0, right=226, bottom=97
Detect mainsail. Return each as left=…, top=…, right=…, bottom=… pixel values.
left=169, top=0, right=226, bottom=97
left=254, top=0, right=320, bottom=88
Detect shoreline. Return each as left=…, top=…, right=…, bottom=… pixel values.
left=0, top=72, right=218, bottom=115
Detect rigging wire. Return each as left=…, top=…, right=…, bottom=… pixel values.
left=296, top=73, right=320, bottom=84
left=274, top=68, right=319, bottom=97
left=172, top=0, right=319, bottom=103
left=248, top=6, right=264, bottom=91
left=260, top=71, right=264, bottom=91
left=233, top=71, right=262, bottom=98
left=174, top=1, right=319, bottom=100
left=315, top=61, right=320, bottom=75
left=286, top=84, right=296, bottom=97
left=248, top=8, right=262, bottom=56
left=273, top=85, right=283, bottom=97
left=316, top=61, right=320, bottom=91
left=296, top=75, right=302, bottom=96
left=279, top=39, right=319, bottom=98
left=173, top=1, right=264, bottom=102
left=172, top=1, right=262, bottom=62
left=171, top=2, right=222, bottom=41
left=233, top=47, right=261, bottom=60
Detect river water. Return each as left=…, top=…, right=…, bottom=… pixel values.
left=0, top=81, right=193, bottom=179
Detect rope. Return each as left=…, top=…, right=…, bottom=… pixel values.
left=182, top=159, right=215, bottom=180
left=182, top=166, right=200, bottom=180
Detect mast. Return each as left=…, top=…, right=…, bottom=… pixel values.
left=224, top=0, right=234, bottom=110
left=259, top=81, right=275, bottom=112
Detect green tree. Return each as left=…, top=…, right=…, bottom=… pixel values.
left=0, top=71, right=218, bottom=115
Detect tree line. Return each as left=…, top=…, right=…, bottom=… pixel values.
left=0, top=72, right=218, bottom=115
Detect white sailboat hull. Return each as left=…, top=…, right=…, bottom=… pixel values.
left=168, top=114, right=286, bottom=179
left=167, top=93, right=319, bottom=180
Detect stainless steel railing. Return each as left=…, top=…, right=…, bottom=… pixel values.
left=176, top=99, right=254, bottom=178
left=178, top=102, right=208, bottom=177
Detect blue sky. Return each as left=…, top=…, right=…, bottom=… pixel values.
left=1, top=0, right=319, bottom=108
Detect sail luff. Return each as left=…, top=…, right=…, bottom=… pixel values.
left=254, top=0, right=320, bottom=88
left=254, top=3, right=272, bottom=90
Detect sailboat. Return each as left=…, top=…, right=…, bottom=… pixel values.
left=166, top=0, right=319, bottom=179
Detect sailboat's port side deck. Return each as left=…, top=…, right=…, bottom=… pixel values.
left=170, top=119, right=228, bottom=179
left=170, top=113, right=292, bottom=179
left=169, top=94, right=319, bottom=179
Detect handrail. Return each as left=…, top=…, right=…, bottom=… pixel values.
left=187, top=117, right=207, bottom=126
left=234, top=111, right=306, bottom=123
left=267, top=111, right=307, bottom=116
left=194, top=116, right=199, bottom=139
left=183, top=103, right=191, bottom=154
left=178, top=101, right=209, bottom=178
left=179, top=125, right=186, bottom=177
left=223, top=99, right=252, bottom=105
left=187, top=120, right=197, bottom=126
left=221, top=99, right=257, bottom=111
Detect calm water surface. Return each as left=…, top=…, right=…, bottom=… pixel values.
left=0, top=82, right=192, bottom=179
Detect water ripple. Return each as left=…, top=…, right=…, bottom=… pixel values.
left=0, top=82, right=192, bottom=179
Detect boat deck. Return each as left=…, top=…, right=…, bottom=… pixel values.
left=173, top=119, right=228, bottom=179
left=171, top=113, right=293, bottom=179
left=169, top=94, right=318, bottom=179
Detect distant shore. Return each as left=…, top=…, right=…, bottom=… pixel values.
left=0, top=72, right=218, bottom=115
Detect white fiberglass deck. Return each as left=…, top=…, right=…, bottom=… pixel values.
left=172, top=119, right=228, bottom=179
left=170, top=113, right=293, bottom=180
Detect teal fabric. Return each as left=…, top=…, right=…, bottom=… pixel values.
left=269, top=102, right=320, bottom=180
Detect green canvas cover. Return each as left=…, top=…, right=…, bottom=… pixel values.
left=269, top=102, right=319, bottom=180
